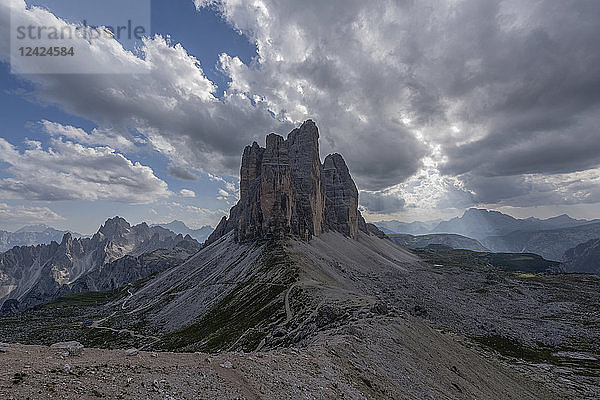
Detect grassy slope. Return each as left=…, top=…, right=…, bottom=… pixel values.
left=413, top=247, right=560, bottom=273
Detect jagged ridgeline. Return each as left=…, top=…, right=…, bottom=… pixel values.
left=0, top=218, right=200, bottom=313
left=207, top=120, right=384, bottom=244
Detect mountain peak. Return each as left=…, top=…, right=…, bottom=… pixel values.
left=545, top=214, right=573, bottom=222
left=207, top=120, right=382, bottom=244
left=60, top=232, right=72, bottom=246
left=98, top=216, right=131, bottom=239
left=153, top=220, right=214, bottom=243
left=166, top=220, right=188, bottom=229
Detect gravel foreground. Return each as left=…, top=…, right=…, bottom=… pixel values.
left=0, top=316, right=560, bottom=400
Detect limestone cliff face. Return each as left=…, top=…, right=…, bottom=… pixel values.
left=323, top=153, right=359, bottom=238
left=287, top=122, right=325, bottom=240
left=206, top=120, right=385, bottom=244
left=240, top=142, right=264, bottom=200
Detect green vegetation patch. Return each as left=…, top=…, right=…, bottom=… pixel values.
left=160, top=240, right=297, bottom=353
left=415, top=247, right=560, bottom=273
left=474, top=335, right=555, bottom=362
left=40, top=290, right=121, bottom=309
left=474, top=335, right=600, bottom=376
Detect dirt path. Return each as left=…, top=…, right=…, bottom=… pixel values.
left=89, top=286, right=159, bottom=348
left=121, top=287, right=133, bottom=310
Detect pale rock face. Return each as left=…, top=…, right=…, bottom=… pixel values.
left=259, top=133, right=295, bottom=239
left=322, top=153, right=359, bottom=238
left=286, top=121, right=325, bottom=240
left=207, top=120, right=385, bottom=244
left=240, top=142, right=264, bottom=200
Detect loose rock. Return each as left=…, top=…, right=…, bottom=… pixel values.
left=50, top=341, right=83, bottom=356
left=219, top=361, right=233, bottom=369
left=124, top=348, right=139, bottom=356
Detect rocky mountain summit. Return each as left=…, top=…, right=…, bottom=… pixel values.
left=152, top=221, right=213, bottom=243
left=0, top=217, right=198, bottom=312
left=207, top=120, right=382, bottom=244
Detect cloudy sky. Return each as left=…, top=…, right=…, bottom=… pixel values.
left=1, top=0, right=599, bottom=233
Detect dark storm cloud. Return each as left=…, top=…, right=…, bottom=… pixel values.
left=444, top=125, right=600, bottom=178
left=209, top=0, right=600, bottom=204
left=436, top=1, right=600, bottom=179
left=167, top=164, right=199, bottom=181
left=461, top=173, right=600, bottom=208
left=359, top=191, right=406, bottom=214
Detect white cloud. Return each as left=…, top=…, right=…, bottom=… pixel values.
left=0, top=1, right=286, bottom=178
left=179, top=189, right=196, bottom=198
left=168, top=164, right=199, bottom=181
left=40, top=120, right=138, bottom=153
left=208, top=173, right=239, bottom=199
left=0, top=202, right=64, bottom=227
left=0, top=137, right=170, bottom=203
left=158, top=202, right=227, bottom=227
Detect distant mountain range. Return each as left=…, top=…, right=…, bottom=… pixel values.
left=434, top=209, right=596, bottom=239
left=375, top=209, right=600, bottom=261
left=375, top=208, right=596, bottom=240
left=375, top=220, right=442, bottom=235
left=483, top=222, right=600, bottom=261
left=152, top=220, right=213, bottom=243
left=0, top=225, right=82, bottom=252
left=0, top=217, right=200, bottom=312
left=388, top=233, right=489, bottom=252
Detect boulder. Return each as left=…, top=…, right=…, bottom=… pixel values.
left=50, top=341, right=84, bottom=356
left=124, top=348, right=139, bottom=356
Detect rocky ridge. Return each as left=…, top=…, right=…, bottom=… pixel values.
left=207, top=120, right=382, bottom=244
left=152, top=221, right=214, bottom=243
left=0, top=217, right=197, bottom=312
